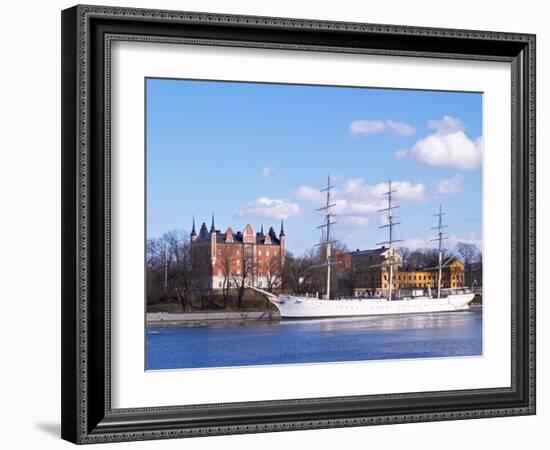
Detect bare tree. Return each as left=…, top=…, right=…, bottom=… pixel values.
left=163, top=230, right=193, bottom=311
left=146, top=237, right=167, bottom=306
left=397, top=247, right=411, bottom=270
left=455, top=242, right=479, bottom=270
left=455, top=242, right=480, bottom=288
left=218, top=245, right=234, bottom=308
left=231, top=245, right=257, bottom=309
left=281, top=250, right=318, bottom=294
left=264, top=254, right=282, bottom=293
left=146, top=229, right=193, bottom=311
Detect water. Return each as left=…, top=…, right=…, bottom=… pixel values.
left=146, top=310, right=482, bottom=370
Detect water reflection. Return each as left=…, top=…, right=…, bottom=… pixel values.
left=150, top=311, right=479, bottom=332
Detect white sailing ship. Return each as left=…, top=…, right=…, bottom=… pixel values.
left=252, top=177, right=475, bottom=319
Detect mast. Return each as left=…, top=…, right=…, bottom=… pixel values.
left=430, top=204, right=448, bottom=299
left=316, top=175, right=337, bottom=300
left=376, top=179, right=403, bottom=301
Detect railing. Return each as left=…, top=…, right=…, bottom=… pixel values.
left=356, top=286, right=482, bottom=300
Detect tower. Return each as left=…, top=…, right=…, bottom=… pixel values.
left=279, top=219, right=286, bottom=263
left=210, top=213, right=217, bottom=268
left=190, top=216, right=197, bottom=242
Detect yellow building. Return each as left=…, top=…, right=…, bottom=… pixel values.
left=351, top=248, right=465, bottom=296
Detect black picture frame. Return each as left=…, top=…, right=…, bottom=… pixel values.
left=61, top=4, right=536, bottom=444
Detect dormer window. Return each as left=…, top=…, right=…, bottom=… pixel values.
left=225, top=227, right=234, bottom=243
left=242, top=224, right=255, bottom=243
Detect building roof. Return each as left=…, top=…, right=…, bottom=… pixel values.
left=193, top=219, right=283, bottom=246
left=211, top=230, right=281, bottom=245
left=351, top=247, right=390, bottom=257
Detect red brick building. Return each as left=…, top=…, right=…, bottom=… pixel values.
left=190, top=216, right=286, bottom=291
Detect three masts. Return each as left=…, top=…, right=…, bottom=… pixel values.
left=252, top=176, right=475, bottom=318
left=318, top=176, right=452, bottom=302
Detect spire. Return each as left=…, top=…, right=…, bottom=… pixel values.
left=210, top=213, right=215, bottom=233
left=280, top=219, right=285, bottom=237
left=260, top=222, right=264, bottom=235
left=191, top=216, right=196, bottom=236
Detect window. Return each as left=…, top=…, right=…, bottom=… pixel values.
left=258, top=250, right=262, bottom=256
left=266, top=250, right=270, bottom=256
left=218, top=282, right=222, bottom=288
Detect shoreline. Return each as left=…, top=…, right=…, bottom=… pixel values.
left=147, top=304, right=482, bottom=326
left=147, top=311, right=280, bottom=326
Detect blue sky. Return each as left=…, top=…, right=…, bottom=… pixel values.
left=146, top=78, right=482, bottom=255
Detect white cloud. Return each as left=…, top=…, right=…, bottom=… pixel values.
left=349, top=119, right=416, bottom=136
left=400, top=238, right=431, bottom=251
left=349, top=120, right=386, bottom=135
left=338, top=216, right=370, bottom=228
left=296, top=177, right=426, bottom=229
left=386, top=119, right=416, bottom=136
left=395, top=149, right=409, bottom=160
left=449, top=233, right=482, bottom=249
left=436, top=174, right=464, bottom=195
left=261, top=167, right=272, bottom=178
left=343, top=179, right=426, bottom=203
left=410, top=131, right=482, bottom=170
left=238, top=197, right=300, bottom=220
left=397, top=116, right=482, bottom=170
left=400, top=232, right=482, bottom=251
left=428, top=115, right=464, bottom=134
left=295, top=185, right=324, bottom=203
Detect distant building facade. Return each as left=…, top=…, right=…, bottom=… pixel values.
left=349, top=247, right=466, bottom=297
left=465, top=261, right=483, bottom=289
left=190, top=216, right=285, bottom=291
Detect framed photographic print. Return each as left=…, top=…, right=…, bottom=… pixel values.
left=61, top=4, right=536, bottom=444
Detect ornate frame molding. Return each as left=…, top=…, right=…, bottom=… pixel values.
left=61, top=5, right=536, bottom=444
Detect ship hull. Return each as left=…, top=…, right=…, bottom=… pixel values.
left=269, top=294, right=475, bottom=319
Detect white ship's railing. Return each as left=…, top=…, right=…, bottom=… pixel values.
left=353, top=286, right=477, bottom=300
left=440, top=287, right=476, bottom=295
